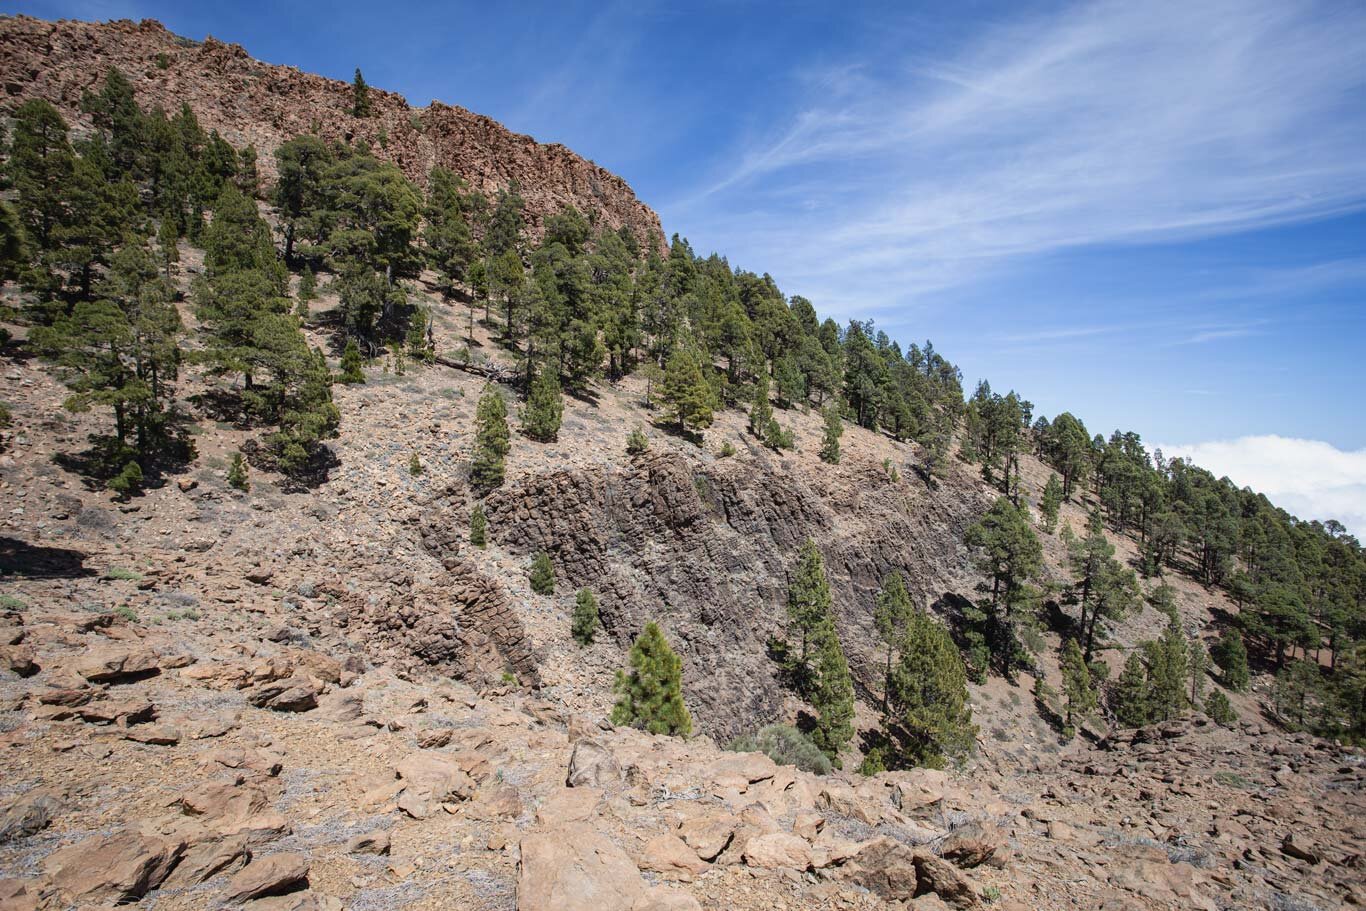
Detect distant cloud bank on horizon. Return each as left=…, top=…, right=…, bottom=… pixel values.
left=1159, top=435, right=1366, bottom=538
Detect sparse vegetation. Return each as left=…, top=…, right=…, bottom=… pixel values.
left=470, top=505, right=488, bottom=547
left=572, top=588, right=599, bottom=646
left=228, top=452, right=250, bottom=491
left=727, top=724, right=831, bottom=775
left=529, top=551, right=554, bottom=595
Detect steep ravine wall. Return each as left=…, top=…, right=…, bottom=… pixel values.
left=481, top=450, right=989, bottom=738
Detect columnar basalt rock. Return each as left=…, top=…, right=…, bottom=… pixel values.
left=481, top=450, right=984, bottom=737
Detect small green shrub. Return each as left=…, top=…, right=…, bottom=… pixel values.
left=529, top=551, right=555, bottom=595
left=718, top=440, right=736, bottom=458
left=470, top=505, right=488, bottom=547
left=107, top=567, right=142, bottom=582
left=626, top=426, right=649, bottom=455
left=0, top=595, right=27, bottom=611
left=227, top=452, right=250, bottom=491
left=408, top=453, right=423, bottom=476
left=572, top=588, right=599, bottom=646
left=727, top=724, right=832, bottom=775
left=114, top=605, right=137, bottom=621
left=107, top=460, right=143, bottom=498
left=1205, top=689, right=1237, bottom=726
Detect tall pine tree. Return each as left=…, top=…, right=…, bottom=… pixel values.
left=611, top=622, right=692, bottom=736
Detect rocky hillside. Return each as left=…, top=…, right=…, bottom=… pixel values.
left=2, top=270, right=1363, bottom=910
left=0, top=14, right=1363, bottom=911
left=0, top=15, right=665, bottom=248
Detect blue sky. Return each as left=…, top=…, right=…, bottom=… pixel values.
left=13, top=0, right=1366, bottom=530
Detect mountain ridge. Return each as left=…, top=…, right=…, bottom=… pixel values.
left=0, top=14, right=666, bottom=250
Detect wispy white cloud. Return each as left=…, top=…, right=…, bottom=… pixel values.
left=1160, top=435, right=1366, bottom=536
left=672, top=0, right=1366, bottom=316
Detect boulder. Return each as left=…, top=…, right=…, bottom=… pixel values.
left=163, top=834, right=250, bottom=887
left=0, top=793, right=60, bottom=844
left=742, top=832, right=813, bottom=870
left=76, top=698, right=157, bottom=725
left=816, top=782, right=879, bottom=825
left=567, top=738, right=623, bottom=789
left=394, top=751, right=475, bottom=818
left=0, top=644, right=38, bottom=677
left=639, top=833, right=711, bottom=878
left=124, top=724, right=181, bottom=746
left=247, top=677, right=320, bottom=712
left=821, top=837, right=979, bottom=908
left=346, top=830, right=391, bottom=856
left=940, top=821, right=1003, bottom=868
left=519, top=823, right=696, bottom=911
left=177, top=780, right=291, bottom=845
left=76, top=648, right=161, bottom=684
left=535, top=786, right=602, bottom=827
left=43, top=831, right=185, bottom=904
left=221, top=852, right=309, bottom=904
left=675, top=811, right=737, bottom=862
left=1281, top=832, right=1321, bottom=864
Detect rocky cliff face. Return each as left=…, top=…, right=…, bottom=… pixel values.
left=479, top=448, right=988, bottom=739
left=0, top=15, right=665, bottom=248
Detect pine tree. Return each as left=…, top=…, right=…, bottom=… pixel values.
left=295, top=265, right=316, bottom=320
left=8, top=99, right=75, bottom=254
left=883, top=608, right=977, bottom=768
left=470, top=385, right=510, bottom=492
left=31, top=240, right=182, bottom=459
left=1204, top=689, right=1237, bottom=726
left=157, top=217, right=179, bottom=278
left=572, top=588, right=600, bottom=646
left=626, top=425, right=649, bottom=455
left=874, top=572, right=915, bottom=709
left=810, top=622, right=855, bottom=763
left=749, top=369, right=773, bottom=438
left=660, top=346, right=714, bottom=435
left=783, top=541, right=854, bottom=761
left=259, top=329, right=340, bottom=477
left=1148, top=581, right=1178, bottom=620
left=1211, top=627, right=1249, bottom=692
left=529, top=551, right=555, bottom=595
left=339, top=339, right=365, bottom=384
left=408, top=452, right=423, bottom=476
left=1113, top=652, right=1151, bottom=728
left=785, top=540, right=833, bottom=687
left=1146, top=615, right=1190, bottom=722
left=227, top=451, right=250, bottom=491
left=352, top=68, right=371, bottom=117
left=406, top=305, right=431, bottom=363
left=1040, top=474, right=1063, bottom=532
left=611, top=622, right=692, bottom=736
left=521, top=367, right=563, bottom=442
left=469, top=505, right=487, bottom=548
left=1060, top=638, right=1097, bottom=732
left=819, top=406, right=843, bottom=464
left=1188, top=633, right=1209, bottom=706
left=773, top=354, right=804, bottom=409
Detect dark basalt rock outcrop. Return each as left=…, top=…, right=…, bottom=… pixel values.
left=482, top=450, right=987, bottom=737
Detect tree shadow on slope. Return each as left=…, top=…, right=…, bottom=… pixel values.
left=0, top=537, right=96, bottom=579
